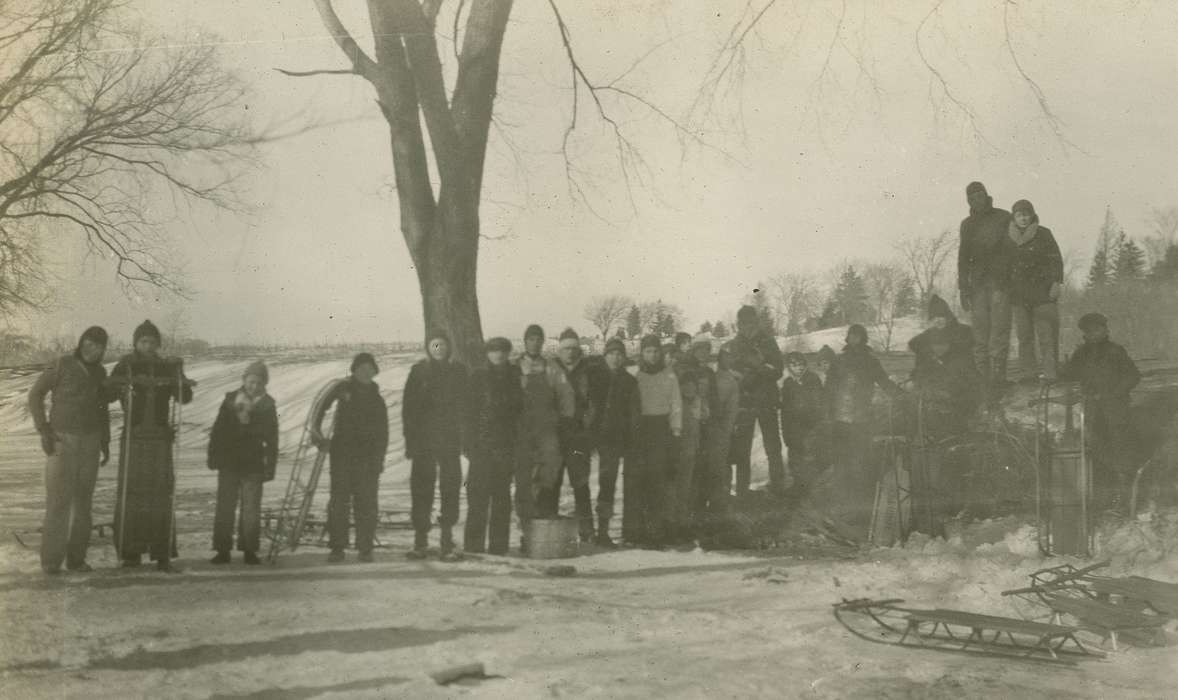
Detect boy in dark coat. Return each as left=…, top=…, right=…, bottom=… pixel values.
left=28, top=326, right=110, bottom=574
left=958, top=181, right=1013, bottom=395
left=594, top=337, right=639, bottom=547
left=728, top=305, right=788, bottom=495
left=550, top=327, right=600, bottom=541
left=910, top=330, right=981, bottom=440
left=403, top=331, right=468, bottom=560
left=310, top=352, right=389, bottom=563
left=779, top=352, right=825, bottom=491
left=909, top=295, right=974, bottom=373
left=1059, top=313, right=1142, bottom=513
left=208, top=361, right=278, bottom=565
left=106, top=320, right=194, bottom=572
left=463, top=338, right=524, bottom=555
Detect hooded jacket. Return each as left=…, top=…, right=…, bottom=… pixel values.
left=28, top=332, right=110, bottom=441
left=1006, top=223, right=1064, bottom=305
left=208, top=390, right=279, bottom=480
left=908, top=296, right=975, bottom=376
left=826, top=344, right=901, bottom=425
left=958, top=196, right=1013, bottom=296
left=403, top=339, right=469, bottom=458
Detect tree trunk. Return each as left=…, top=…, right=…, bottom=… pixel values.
left=411, top=193, right=484, bottom=368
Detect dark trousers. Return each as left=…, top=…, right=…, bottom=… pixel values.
left=212, top=471, right=263, bottom=553
left=327, top=457, right=380, bottom=553
left=830, top=421, right=874, bottom=537
left=784, top=424, right=820, bottom=490
left=597, top=443, right=624, bottom=519
left=543, top=431, right=593, bottom=520
left=732, top=407, right=786, bottom=492
left=623, top=416, right=672, bottom=545
left=970, top=282, right=1012, bottom=386
left=465, top=448, right=513, bottom=554
left=410, top=452, right=462, bottom=536
left=1087, top=399, right=1136, bottom=507
left=41, top=431, right=101, bottom=572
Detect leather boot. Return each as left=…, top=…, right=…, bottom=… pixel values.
left=595, top=515, right=616, bottom=548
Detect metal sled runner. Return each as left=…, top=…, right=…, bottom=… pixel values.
left=833, top=598, right=1102, bottom=665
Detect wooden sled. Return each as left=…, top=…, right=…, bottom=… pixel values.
left=833, top=598, right=1102, bottom=665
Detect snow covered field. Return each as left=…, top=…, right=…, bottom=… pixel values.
left=2, top=351, right=1178, bottom=698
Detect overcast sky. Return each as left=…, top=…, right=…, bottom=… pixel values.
left=30, top=0, right=1178, bottom=345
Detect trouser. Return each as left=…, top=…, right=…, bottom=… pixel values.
left=702, top=414, right=737, bottom=514
left=410, top=452, right=462, bottom=538
left=668, top=418, right=701, bottom=536
left=1087, top=399, right=1136, bottom=509
left=969, top=283, right=1012, bottom=387
left=515, top=425, right=561, bottom=531
left=1013, top=301, right=1059, bottom=380
left=830, top=421, right=875, bottom=538
left=623, top=416, right=673, bottom=545
left=212, top=471, right=263, bottom=553
left=327, top=456, right=380, bottom=552
left=41, top=431, right=101, bottom=572
left=465, top=448, right=513, bottom=554
left=784, top=426, right=819, bottom=490
left=596, top=442, right=624, bottom=519
left=544, top=430, right=592, bottom=521
left=732, top=406, right=787, bottom=493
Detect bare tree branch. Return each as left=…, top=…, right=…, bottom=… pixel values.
left=311, top=0, right=378, bottom=80
left=274, top=67, right=357, bottom=77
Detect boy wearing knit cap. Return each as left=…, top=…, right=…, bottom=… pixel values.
left=958, top=181, right=1013, bottom=397
left=779, top=352, right=825, bottom=492
left=28, top=326, right=111, bottom=574
left=403, top=330, right=469, bottom=560
left=548, top=327, right=600, bottom=541
left=514, top=324, right=575, bottom=553
left=310, top=352, right=389, bottom=562
left=728, top=304, right=788, bottom=496
left=627, top=334, right=682, bottom=547
left=593, top=337, right=639, bottom=546
left=1059, top=314, right=1141, bottom=514
left=207, top=361, right=278, bottom=565
left=1007, top=198, right=1064, bottom=382
left=463, top=338, right=523, bottom=555
left=106, top=320, right=194, bottom=572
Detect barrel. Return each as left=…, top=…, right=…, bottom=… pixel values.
left=525, top=517, right=580, bottom=559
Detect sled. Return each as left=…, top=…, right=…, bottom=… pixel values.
left=833, top=598, right=1101, bottom=665
left=264, top=378, right=344, bottom=563
left=1033, top=384, right=1093, bottom=557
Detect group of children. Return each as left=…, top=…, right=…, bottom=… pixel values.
left=27, top=300, right=1143, bottom=574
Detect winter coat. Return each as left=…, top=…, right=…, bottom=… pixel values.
left=317, top=378, right=389, bottom=468
left=28, top=354, right=110, bottom=441
left=909, top=325, right=974, bottom=379
left=403, top=358, right=468, bottom=459
left=464, top=362, right=524, bottom=459
left=827, top=345, right=902, bottom=425
left=516, top=354, right=576, bottom=431
left=207, top=390, right=279, bottom=480
left=596, top=365, right=640, bottom=449
left=780, top=372, right=825, bottom=445
left=911, top=349, right=981, bottom=435
left=958, top=199, right=1012, bottom=296
left=106, top=354, right=193, bottom=429
left=636, top=366, right=683, bottom=435
left=1059, top=339, right=1140, bottom=404
left=555, top=356, right=601, bottom=448
left=1007, top=225, right=1064, bottom=306
left=726, top=329, right=785, bottom=409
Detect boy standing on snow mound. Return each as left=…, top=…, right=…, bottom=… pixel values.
left=463, top=337, right=524, bottom=555
left=1058, top=313, right=1141, bottom=515
left=958, top=181, right=1013, bottom=399
left=627, top=335, right=682, bottom=547
left=779, top=352, right=825, bottom=493
left=549, top=327, right=601, bottom=542
left=403, top=332, right=468, bottom=561
left=310, top=353, right=389, bottom=563
left=106, top=320, right=194, bottom=572
left=728, top=304, right=788, bottom=497
left=594, top=337, right=639, bottom=548
left=514, top=324, right=575, bottom=554
left=28, top=326, right=111, bottom=575
left=207, top=361, right=278, bottom=566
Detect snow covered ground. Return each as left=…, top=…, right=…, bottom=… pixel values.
left=3, top=352, right=1178, bottom=698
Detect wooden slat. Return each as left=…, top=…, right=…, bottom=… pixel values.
left=907, top=609, right=1077, bottom=636
left=1046, top=595, right=1166, bottom=630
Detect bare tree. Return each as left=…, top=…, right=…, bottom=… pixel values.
left=766, top=271, right=824, bottom=335
left=895, top=229, right=955, bottom=309
left=1143, top=206, right=1178, bottom=264
left=0, top=0, right=255, bottom=317
left=863, top=262, right=915, bottom=352
left=583, top=294, right=633, bottom=338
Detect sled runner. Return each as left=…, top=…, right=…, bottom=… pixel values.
left=1033, top=384, right=1093, bottom=557
left=265, top=378, right=343, bottom=563
left=833, top=598, right=1101, bottom=664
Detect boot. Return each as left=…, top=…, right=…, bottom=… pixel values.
left=210, top=550, right=231, bottom=565
left=327, top=549, right=345, bottom=563
left=439, top=527, right=462, bottom=562
left=406, top=530, right=428, bottom=560
left=243, top=551, right=261, bottom=566
left=595, top=515, right=616, bottom=548
left=574, top=486, right=594, bottom=543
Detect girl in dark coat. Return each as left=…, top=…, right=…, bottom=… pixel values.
left=403, top=331, right=468, bottom=560
left=1007, top=199, right=1064, bottom=381
left=208, top=361, right=278, bottom=565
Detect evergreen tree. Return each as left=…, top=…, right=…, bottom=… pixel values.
left=626, top=305, right=642, bottom=338
left=895, top=275, right=918, bottom=316
left=1151, top=243, right=1178, bottom=282
left=712, top=321, right=729, bottom=338
left=1113, top=233, right=1146, bottom=282
left=817, top=299, right=840, bottom=329
left=1087, top=206, right=1119, bottom=288
left=785, top=317, right=802, bottom=336
left=832, top=265, right=870, bottom=324
left=699, top=320, right=713, bottom=335
left=655, top=311, right=676, bottom=337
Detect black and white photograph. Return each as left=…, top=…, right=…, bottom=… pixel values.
left=2, top=1, right=1177, bottom=697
